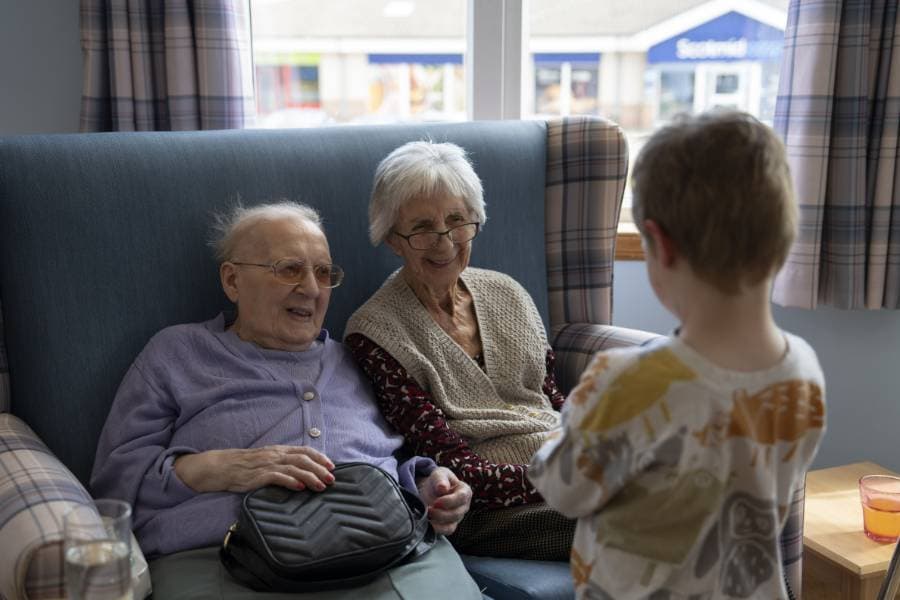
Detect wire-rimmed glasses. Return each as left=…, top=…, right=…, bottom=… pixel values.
left=392, top=222, right=480, bottom=251
left=230, top=258, right=345, bottom=288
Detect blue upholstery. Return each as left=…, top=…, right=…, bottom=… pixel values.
left=0, top=122, right=548, bottom=484
left=0, top=122, right=572, bottom=599
left=463, top=556, right=574, bottom=600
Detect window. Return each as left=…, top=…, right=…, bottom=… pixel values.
left=250, top=0, right=789, bottom=256
left=715, top=73, right=739, bottom=94
left=367, top=55, right=465, bottom=123
left=534, top=62, right=563, bottom=115
left=531, top=54, right=600, bottom=118
left=657, top=69, right=695, bottom=122
left=250, top=0, right=466, bottom=127
left=526, top=0, right=788, bottom=237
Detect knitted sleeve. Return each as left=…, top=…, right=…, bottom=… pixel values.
left=544, top=348, right=565, bottom=411
left=346, top=333, right=543, bottom=508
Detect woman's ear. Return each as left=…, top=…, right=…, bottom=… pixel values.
left=642, top=219, right=678, bottom=268
left=384, top=234, right=403, bottom=257
left=220, top=262, right=240, bottom=303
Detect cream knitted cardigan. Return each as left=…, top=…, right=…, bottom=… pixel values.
left=345, top=267, right=560, bottom=465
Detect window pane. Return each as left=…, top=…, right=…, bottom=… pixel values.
left=251, top=0, right=466, bottom=127
left=526, top=0, right=789, bottom=223
left=571, top=65, right=599, bottom=115
left=715, top=73, right=739, bottom=94
left=658, top=70, right=694, bottom=121
left=535, top=63, right=562, bottom=115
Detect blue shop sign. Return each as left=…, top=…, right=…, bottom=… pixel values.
left=648, top=11, right=783, bottom=63
left=368, top=54, right=463, bottom=65
left=534, top=53, right=601, bottom=64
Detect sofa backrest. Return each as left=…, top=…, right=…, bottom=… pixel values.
left=0, top=121, right=549, bottom=484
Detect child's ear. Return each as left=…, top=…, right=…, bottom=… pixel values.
left=642, top=219, right=678, bottom=268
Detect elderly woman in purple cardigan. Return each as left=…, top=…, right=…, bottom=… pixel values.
left=90, top=202, right=479, bottom=600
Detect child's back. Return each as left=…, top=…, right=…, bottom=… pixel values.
left=529, top=111, right=826, bottom=599
left=535, top=334, right=823, bottom=597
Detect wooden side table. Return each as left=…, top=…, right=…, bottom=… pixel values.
left=804, top=462, right=900, bottom=600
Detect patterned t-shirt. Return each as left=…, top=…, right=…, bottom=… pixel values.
left=529, top=333, right=826, bottom=600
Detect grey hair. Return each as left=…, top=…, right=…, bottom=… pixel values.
left=209, top=201, right=323, bottom=263
left=368, top=141, right=486, bottom=246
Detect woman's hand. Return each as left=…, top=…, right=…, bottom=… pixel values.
left=417, top=467, right=472, bottom=535
left=174, top=445, right=335, bottom=493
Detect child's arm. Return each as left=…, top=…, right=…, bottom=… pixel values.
left=529, top=420, right=606, bottom=518
left=528, top=352, right=635, bottom=518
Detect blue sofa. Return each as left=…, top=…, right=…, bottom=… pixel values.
left=0, top=117, right=804, bottom=599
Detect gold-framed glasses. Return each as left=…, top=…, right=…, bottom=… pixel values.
left=392, top=222, right=480, bottom=251
left=231, top=258, right=344, bottom=288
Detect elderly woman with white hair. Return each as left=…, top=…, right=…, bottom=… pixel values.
left=90, top=201, right=480, bottom=599
left=345, top=141, right=575, bottom=560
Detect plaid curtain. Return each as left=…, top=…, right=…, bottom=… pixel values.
left=773, top=0, right=900, bottom=309
left=80, top=0, right=255, bottom=131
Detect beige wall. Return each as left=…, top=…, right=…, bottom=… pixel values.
left=598, top=51, right=651, bottom=129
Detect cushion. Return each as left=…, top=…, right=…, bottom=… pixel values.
left=0, top=413, right=150, bottom=599
left=461, top=555, right=574, bottom=600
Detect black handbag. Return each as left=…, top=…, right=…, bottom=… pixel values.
left=220, top=462, right=435, bottom=592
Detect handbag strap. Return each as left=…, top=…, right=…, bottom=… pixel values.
left=399, top=486, right=436, bottom=560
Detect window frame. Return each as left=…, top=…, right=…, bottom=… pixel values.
left=615, top=223, right=644, bottom=261
left=468, top=0, right=641, bottom=258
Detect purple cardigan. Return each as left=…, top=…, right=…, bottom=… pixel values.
left=91, top=313, right=435, bottom=557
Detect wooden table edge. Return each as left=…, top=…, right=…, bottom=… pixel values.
left=803, top=542, right=890, bottom=577
left=805, top=461, right=900, bottom=577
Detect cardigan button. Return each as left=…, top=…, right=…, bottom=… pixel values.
left=309, top=427, right=322, bottom=438
left=303, top=391, right=316, bottom=401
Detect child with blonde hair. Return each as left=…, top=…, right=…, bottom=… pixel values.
left=529, top=111, right=826, bottom=599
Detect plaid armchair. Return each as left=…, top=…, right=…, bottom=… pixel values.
left=544, top=118, right=660, bottom=393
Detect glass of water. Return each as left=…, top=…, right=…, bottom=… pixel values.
left=64, top=499, right=133, bottom=600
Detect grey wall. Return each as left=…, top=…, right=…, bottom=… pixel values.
left=0, top=0, right=82, bottom=134
left=614, top=260, right=900, bottom=472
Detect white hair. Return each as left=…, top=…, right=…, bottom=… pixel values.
left=369, top=141, right=486, bottom=246
left=210, top=201, right=323, bottom=263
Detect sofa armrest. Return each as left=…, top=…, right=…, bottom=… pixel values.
left=550, top=322, right=662, bottom=394
left=0, top=413, right=150, bottom=599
